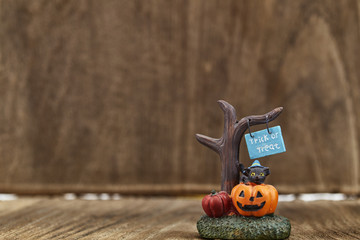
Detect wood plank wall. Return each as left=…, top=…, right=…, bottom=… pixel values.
left=0, top=0, right=359, bottom=195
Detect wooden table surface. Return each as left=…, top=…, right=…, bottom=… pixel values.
left=0, top=196, right=358, bottom=239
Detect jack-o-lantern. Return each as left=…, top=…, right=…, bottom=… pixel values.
left=231, top=183, right=278, bottom=217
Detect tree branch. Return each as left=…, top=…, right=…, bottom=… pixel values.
left=195, top=134, right=221, bottom=154
left=217, top=100, right=237, bottom=132
left=195, top=100, right=236, bottom=155
left=234, top=107, right=284, bottom=143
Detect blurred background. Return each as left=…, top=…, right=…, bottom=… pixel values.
left=0, top=0, right=359, bottom=196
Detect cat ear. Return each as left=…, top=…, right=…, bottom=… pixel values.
left=263, top=167, right=270, bottom=176
left=243, top=168, right=251, bottom=177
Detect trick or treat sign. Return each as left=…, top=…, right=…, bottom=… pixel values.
left=245, top=126, right=286, bottom=159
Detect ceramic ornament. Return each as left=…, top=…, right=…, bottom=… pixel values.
left=196, top=100, right=291, bottom=240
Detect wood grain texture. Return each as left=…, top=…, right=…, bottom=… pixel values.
left=0, top=197, right=358, bottom=239
left=0, top=0, right=360, bottom=194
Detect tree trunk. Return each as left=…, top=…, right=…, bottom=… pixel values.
left=196, top=100, right=283, bottom=194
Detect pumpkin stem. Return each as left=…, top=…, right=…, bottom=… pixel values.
left=210, top=189, right=217, bottom=195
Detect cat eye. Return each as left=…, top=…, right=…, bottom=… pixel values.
left=260, top=173, right=264, bottom=176
left=251, top=172, right=255, bottom=176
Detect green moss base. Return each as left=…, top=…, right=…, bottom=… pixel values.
left=197, top=215, right=291, bottom=239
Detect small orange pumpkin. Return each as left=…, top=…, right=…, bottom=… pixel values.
left=231, top=183, right=278, bottom=217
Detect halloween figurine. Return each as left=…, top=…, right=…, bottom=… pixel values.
left=196, top=100, right=290, bottom=239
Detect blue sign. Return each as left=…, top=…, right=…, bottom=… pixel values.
left=245, top=126, right=286, bottom=159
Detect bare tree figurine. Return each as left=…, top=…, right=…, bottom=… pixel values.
left=196, top=100, right=283, bottom=194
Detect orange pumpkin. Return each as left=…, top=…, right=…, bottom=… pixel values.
left=231, top=183, right=278, bottom=217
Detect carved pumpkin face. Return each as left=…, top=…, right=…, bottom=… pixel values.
left=231, top=183, right=278, bottom=217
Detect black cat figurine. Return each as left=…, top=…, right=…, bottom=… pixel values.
left=241, top=160, right=270, bottom=184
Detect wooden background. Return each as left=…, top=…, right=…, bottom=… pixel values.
left=0, top=0, right=359, bottom=195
